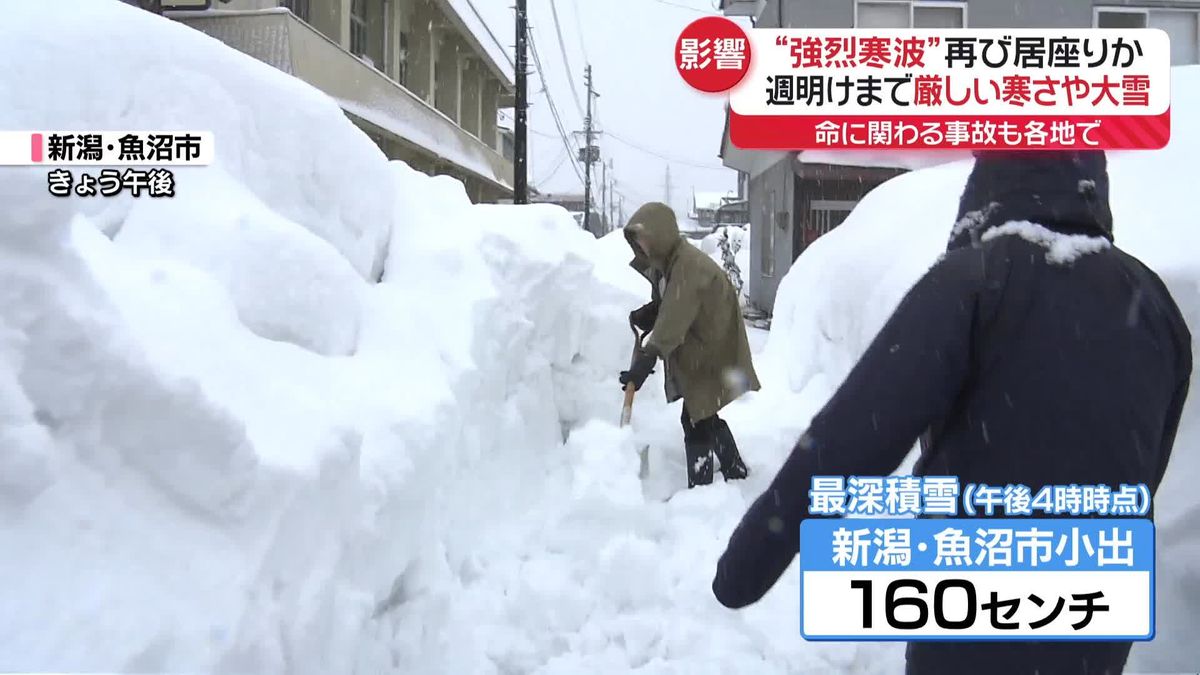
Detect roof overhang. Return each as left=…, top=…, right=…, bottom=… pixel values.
left=432, top=0, right=516, bottom=94
left=719, top=107, right=788, bottom=178
left=719, top=0, right=766, bottom=18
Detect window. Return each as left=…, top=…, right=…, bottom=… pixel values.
left=913, top=4, right=964, bottom=28
left=501, top=131, right=515, bottom=162
left=396, top=31, right=409, bottom=85
left=280, top=0, right=310, bottom=22
left=1150, top=10, right=1199, bottom=64
left=809, top=200, right=858, bottom=236
left=856, top=1, right=965, bottom=28
left=1096, top=9, right=1146, bottom=29
left=350, top=0, right=368, bottom=59
left=1095, top=7, right=1200, bottom=65
left=761, top=190, right=775, bottom=278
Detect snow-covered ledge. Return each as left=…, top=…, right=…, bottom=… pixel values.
left=173, top=8, right=513, bottom=192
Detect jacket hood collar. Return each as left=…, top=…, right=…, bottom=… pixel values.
left=625, top=202, right=682, bottom=268
left=948, top=150, right=1114, bottom=252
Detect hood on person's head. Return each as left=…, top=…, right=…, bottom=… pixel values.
left=624, top=202, right=682, bottom=267
left=948, top=150, right=1114, bottom=251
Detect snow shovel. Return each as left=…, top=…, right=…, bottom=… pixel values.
left=620, top=323, right=651, bottom=480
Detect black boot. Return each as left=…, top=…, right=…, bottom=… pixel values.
left=684, top=440, right=714, bottom=489
left=713, top=419, right=749, bottom=481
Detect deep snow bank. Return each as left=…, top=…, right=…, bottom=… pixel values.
left=764, top=67, right=1200, bottom=672
left=0, top=0, right=394, bottom=284
left=0, top=2, right=648, bottom=671
left=0, top=0, right=397, bottom=357
left=0, top=3, right=901, bottom=671
left=3, top=1, right=1191, bottom=672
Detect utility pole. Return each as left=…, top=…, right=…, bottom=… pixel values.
left=600, top=159, right=608, bottom=233
left=514, top=0, right=529, bottom=204
left=663, top=164, right=672, bottom=209
left=581, top=65, right=597, bottom=234
left=607, top=159, right=616, bottom=230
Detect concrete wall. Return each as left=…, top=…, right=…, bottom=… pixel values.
left=185, top=0, right=510, bottom=198
left=777, top=0, right=852, bottom=28
left=481, top=78, right=500, bottom=153
left=312, top=0, right=349, bottom=45
left=967, top=0, right=1089, bottom=28
left=775, top=0, right=1200, bottom=29
left=213, top=0, right=278, bottom=10
left=434, top=31, right=461, bottom=121
left=407, top=0, right=436, bottom=102
left=388, top=0, right=411, bottom=85
left=362, top=0, right=387, bottom=68
left=460, top=58, right=483, bottom=138
left=209, top=0, right=502, bottom=144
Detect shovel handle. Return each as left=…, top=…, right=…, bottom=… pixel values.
left=620, top=384, right=635, bottom=427
left=620, top=324, right=645, bottom=427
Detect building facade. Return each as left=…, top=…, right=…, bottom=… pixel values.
left=168, top=0, right=515, bottom=202
left=692, top=190, right=739, bottom=229
left=720, top=0, right=1200, bottom=313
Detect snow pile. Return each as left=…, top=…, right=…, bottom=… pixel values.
left=694, top=225, right=751, bottom=305
left=0, top=5, right=898, bottom=672
left=3, top=2, right=1195, bottom=673
left=764, top=66, right=1200, bottom=671
left=0, top=0, right=395, bottom=282
left=0, top=166, right=658, bottom=672
left=0, top=2, right=649, bottom=671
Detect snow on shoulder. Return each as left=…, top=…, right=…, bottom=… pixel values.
left=981, top=220, right=1113, bottom=264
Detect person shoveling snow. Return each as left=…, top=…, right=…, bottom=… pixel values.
left=618, top=202, right=759, bottom=489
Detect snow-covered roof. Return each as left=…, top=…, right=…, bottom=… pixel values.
left=339, top=99, right=512, bottom=190
left=693, top=190, right=737, bottom=212
left=436, top=0, right=515, bottom=89
left=797, top=149, right=972, bottom=171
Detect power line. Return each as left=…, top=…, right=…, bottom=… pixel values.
left=549, top=0, right=586, bottom=118
left=570, top=0, right=590, bottom=64
left=648, top=0, right=716, bottom=14
left=463, top=0, right=515, bottom=69
left=529, top=34, right=581, bottom=184
left=612, top=178, right=653, bottom=204
left=528, top=29, right=585, bottom=186
left=498, top=110, right=559, bottom=139
left=536, top=148, right=570, bottom=184
left=603, top=129, right=731, bottom=171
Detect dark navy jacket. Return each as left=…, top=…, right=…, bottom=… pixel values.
left=712, top=152, right=1192, bottom=675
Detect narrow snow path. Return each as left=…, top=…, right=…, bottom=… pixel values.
left=373, top=325, right=905, bottom=674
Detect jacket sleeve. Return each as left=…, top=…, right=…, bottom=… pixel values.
left=1153, top=360, right=1192, bottom=491
left=646, top=263, right=708, bottom=358
left=712, top=249, right=990, bottom=610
